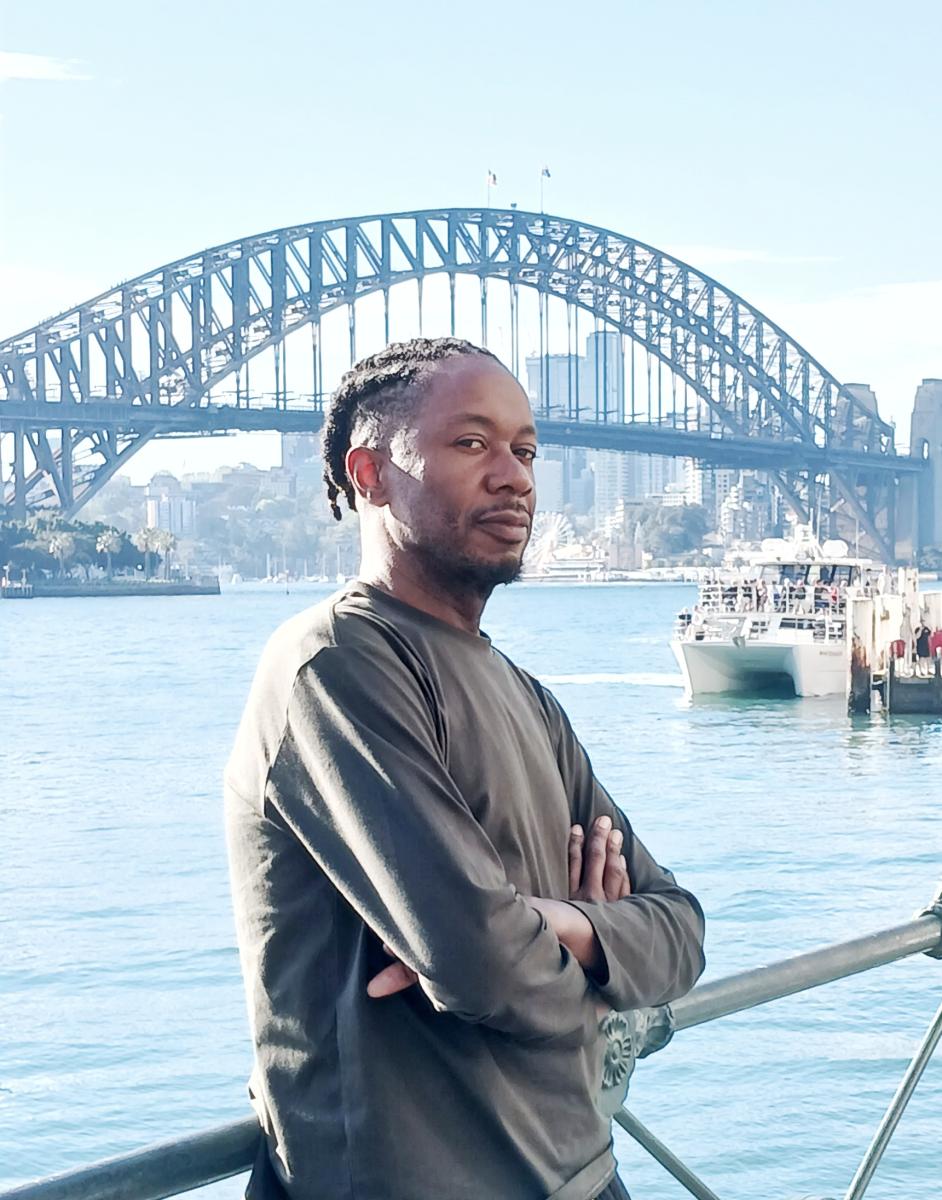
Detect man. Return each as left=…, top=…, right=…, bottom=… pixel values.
left=225, top=337, right=705, bottom=1200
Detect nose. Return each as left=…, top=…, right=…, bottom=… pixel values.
left=485, top=445, right=534, bottom=497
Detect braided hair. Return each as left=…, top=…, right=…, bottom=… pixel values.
left=321, top=336, right=497, bottom=520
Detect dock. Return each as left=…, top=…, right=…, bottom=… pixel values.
left=885, top=656, right=942, bottom=715
left=0, top=579, right=220, bottom=600
left=847, top=582, right=942, bottom=715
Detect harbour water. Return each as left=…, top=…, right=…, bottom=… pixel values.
left=2, top=582, right=940, bottom=1199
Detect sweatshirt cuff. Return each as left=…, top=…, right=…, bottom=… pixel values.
left=563, top=898, right=619, bottom=1006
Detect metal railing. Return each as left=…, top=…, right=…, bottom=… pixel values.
left=2, top=896, right=940, bottom=1200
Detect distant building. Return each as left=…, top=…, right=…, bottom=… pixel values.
left=911, top=379, right=942, bottom=550
left=601, top=499, right=646, bottom=568
left=145, top=474, right=196, bottom=536
left=590, top=450, right=685, bottom=525
left=218, top=463, right=270, bottom=488
left=531, top=447, right=593, bottom=515
left=282, top=433, right=321, bottom=472
left=533, top=456, right=564, bottom=512
left=266, top=468, right=297, bottom=499
left=718, top=473, right=776, bottom=545
left=524, top=334, right=695, bottom=525
left=659, top=482, right=690, bottom=508
left=526, top=331, right=624, bottom=421
left=684, top=465, right=738, bottom=528
left=281, top=432, right=325, bottom=492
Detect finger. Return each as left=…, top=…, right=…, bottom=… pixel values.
left=367, top=961, right=419, bottom=998
left=602, top=827, right=627, bottom=901
left=581, top=814, right=611, bottom=898
left=619, top=854, right=632, bottom=898
left=568, top=824, right=584, bottom=896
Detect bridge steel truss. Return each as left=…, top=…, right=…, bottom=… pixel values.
left=0, top=208, right=924, bottom=559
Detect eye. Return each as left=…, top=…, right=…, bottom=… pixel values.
left=514, top=446, right=538, bottom=462
left=455, top=436, right=487, bottom=451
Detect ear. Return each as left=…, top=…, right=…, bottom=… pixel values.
left=346, top=445, right=387, bottom=507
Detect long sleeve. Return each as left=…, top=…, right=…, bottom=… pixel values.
left=538, top=683, right=706, bottom=1011
left=265, top=638, right=601, bottom=1048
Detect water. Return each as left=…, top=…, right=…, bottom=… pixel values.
left=2, top=582, right=940, bottom=1199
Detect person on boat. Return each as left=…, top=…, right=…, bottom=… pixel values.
left=814, top=582, right=829, bottom=612
left=224, top=337, right=706, bottom=1200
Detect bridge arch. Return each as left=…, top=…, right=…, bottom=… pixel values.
left=0, top=208, right=910, bottom=556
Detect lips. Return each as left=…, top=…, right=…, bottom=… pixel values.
left=475, top=510, right=532, bottom=543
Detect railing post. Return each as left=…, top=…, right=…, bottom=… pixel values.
left=614, top=1108, right=722, bottom=1200
left=842, top=994, right=942, bottom=1200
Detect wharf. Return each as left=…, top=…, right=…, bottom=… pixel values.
left=885, top=657, right=942, bottom=715
left=1, top=579, right=220, bottom=600
left=1, top=582, right=34, bottom=599
left=847, top=583, right=942, bottom=715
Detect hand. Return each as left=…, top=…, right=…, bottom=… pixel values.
left=568, top=815, right=631, bottom=902
left=365, top=817, right=631, bottom=1000
left=367, top=942, right=419, bottom=999
left=526, top=817, right=631, bottom=966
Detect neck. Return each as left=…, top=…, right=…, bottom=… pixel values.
left=358, top=545, right=489, bottom=634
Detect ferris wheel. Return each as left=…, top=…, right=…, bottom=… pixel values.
left=524, top=511, right=575, bottom=573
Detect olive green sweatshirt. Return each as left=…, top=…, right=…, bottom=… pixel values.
left=225, top=582, right=704, bottom=1200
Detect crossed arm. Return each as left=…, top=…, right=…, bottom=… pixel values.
left=368, top=816, right=631, bottom=1000
left=267, top=642, right=704, bottom=1042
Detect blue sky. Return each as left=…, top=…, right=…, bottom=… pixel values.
left=2, top=0, right=940, bottom=477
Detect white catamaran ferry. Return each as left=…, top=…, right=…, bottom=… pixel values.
left=671, top=530, right=921, bottom=698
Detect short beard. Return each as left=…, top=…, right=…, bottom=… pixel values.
left=412, top=538, right=523, bottom=601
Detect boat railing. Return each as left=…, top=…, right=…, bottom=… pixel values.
left=2, top=890, right=939, bottom=1200
left=676, top=606, right=848, bottom=643
left=691, top=581, right=849, bottom=621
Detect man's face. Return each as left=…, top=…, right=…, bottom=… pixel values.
left=382, top=355, right=537, bottom=595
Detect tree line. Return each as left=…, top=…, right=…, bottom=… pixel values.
left=0, top=515, right=178, bottom=581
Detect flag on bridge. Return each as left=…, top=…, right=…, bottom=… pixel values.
left=487, top=170, right=497, bottom=186
left=541, top=166, right=551, bottom=178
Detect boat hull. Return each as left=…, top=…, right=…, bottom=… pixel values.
left=671, top=638, right=846, bottom=698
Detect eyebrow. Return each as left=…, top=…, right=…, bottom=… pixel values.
left=446, top=413, right=538, bottom=439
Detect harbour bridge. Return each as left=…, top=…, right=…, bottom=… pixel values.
left=0, top=207, right=930, bottom=561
